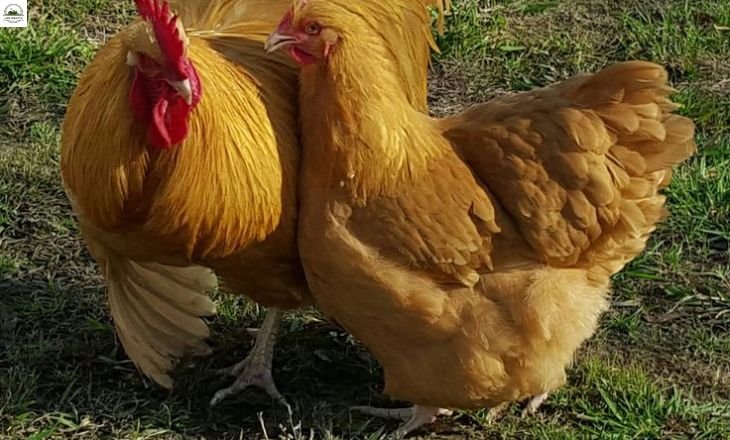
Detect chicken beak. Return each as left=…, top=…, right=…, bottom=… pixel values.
left=170, top=79, right=193, bottom=105
left=265, top=32, right=297, bottom=54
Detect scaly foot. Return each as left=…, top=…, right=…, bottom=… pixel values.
left=351, top=405, right=452, bottom=438
left=209, top=308, right=290, bottom=413
left=484, top=401, right=509, bottom=424
left=521, top=392, right=549, bottom=417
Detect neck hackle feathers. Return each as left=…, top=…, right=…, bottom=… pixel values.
left=134, top=0, right=186, bottom=72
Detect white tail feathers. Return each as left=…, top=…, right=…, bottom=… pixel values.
left=106, top=258, right=217, bottom=388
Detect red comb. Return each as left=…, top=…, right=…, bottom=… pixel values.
left=134, top=0, right=185, bottom=66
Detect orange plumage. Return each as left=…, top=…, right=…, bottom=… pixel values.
left=61, top=0, right=448, bottom=396
left=61, top=0, right=305, bottom=389
left=269, top=0, right=696, bottom=434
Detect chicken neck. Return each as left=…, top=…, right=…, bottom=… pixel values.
left=297, top=34, right=456, bottom=438
left=299, top=39, right=447, bottom=199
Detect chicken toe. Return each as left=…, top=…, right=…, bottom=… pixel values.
left=351, top=405, right=452, bottom=438
left=484, top=401, right=509, bottom=424
left=209, top=308, right=290, bottom=412
left=521, top=392, right=549, bottom=417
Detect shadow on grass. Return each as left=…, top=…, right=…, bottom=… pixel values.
left=0, top=249, right=386, bottom=438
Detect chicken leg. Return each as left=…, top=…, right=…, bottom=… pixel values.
left=210, top=308, right=290, bottom=412
left=522, top=392, right=549, bottom=417
left=351, top=405, right=453, bottom=438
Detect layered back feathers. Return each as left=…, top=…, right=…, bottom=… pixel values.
left=445, top=62, right=695, bottom=278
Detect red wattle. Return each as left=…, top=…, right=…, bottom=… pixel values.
left=289, top=46, right=317, bottom=66
left=129, top=59, right=198, bottom=149
left=165, top=98, right=189, bottom=145
left=149, top=98, right=172, bottom=148
left=147, top=96, right=190, bottom=149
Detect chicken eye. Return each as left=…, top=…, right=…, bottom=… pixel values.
left=304, top=22, right=320, bottom=35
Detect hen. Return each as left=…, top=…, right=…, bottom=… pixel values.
left=267, top=0, right=696, bottom=436
left=61, top=0, right=447, bottom=406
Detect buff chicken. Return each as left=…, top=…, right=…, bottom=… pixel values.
left=61, top=0, right=448, bottom=408
left=266, top=0, right=696, bottom=436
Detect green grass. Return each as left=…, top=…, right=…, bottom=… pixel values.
left=0, top=21, right=94, bottom=123
left=1, top=0, right=729, bottom=439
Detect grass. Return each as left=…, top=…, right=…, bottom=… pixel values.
left=1, top=0, right=729, bottom=438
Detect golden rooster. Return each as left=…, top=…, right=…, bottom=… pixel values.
left=61, top=0, right=448, bottom=407
left=266, top=0, right=696, bottom=436
left=62, top=0, right=303, bottom=407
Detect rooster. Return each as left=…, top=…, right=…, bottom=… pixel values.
left=266, top=0, right=696, bottom=436
left=61, top=0, right=305, bottom=406
left=61, top=0, right=448, bottom=407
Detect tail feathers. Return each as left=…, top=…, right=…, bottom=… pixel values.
left=572, top=61, right=670, bottom=105
left=439, top=61, right=694, bottom=275
left=570, top=61, right=696, bottom=196
left=106, top=258, right=217, bottom=388
left=424, top=0, right=452, bottom=35
left=574, top=63, right=695, bottom=277
left=579, top=62, right=696, bottom=176
left=638, top=115, right=696, bottom=174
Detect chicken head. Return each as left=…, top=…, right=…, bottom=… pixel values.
left=264, top=1, right=340, bottom=65
left=126, top=0, right=202, bottom=148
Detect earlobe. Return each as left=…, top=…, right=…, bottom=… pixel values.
left=321, top=28, right=338, bottom=59
left=323, top=42, right=334, bottom=59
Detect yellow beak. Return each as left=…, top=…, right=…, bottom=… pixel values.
left=264, top=32, right=297, bottom=54
left=170, top=79, right=192, bottom=105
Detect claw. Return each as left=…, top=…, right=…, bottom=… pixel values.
left=350, top=406, right=415, bottom=420
left=210, top=308, right=289, bottom=411
left=212, top=355, right=252, bottom=377
left=521, top=392, right=548, bottom=417
left=209, top=361, right=291, bottom=411
left=484, top=402, right=508, bottom=424
left=351, top=405, right=452, bottom=438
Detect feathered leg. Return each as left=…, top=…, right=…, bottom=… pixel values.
left=210, top=308, right=290, bottom=412
left=351, top=405, right=453, bottom=438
